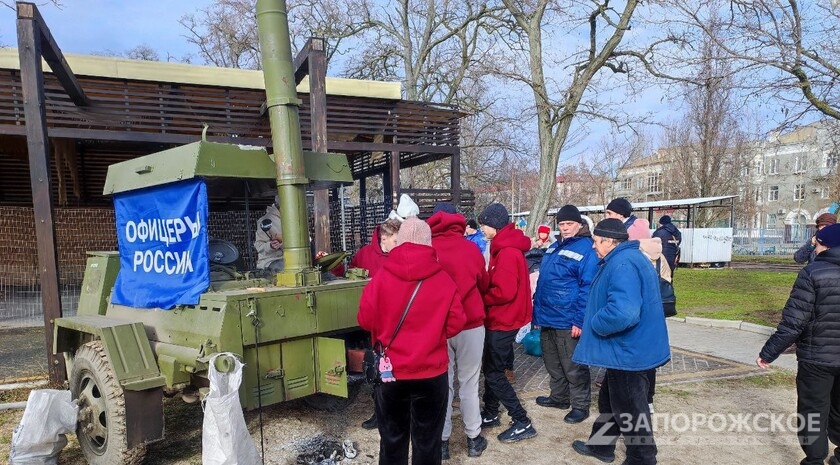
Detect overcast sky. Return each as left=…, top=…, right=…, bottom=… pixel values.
left=0, top=1, right=212, bottom=58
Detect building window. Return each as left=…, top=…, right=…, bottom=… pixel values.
left=794, top=184, right=805, bottom=200
left=754, top=188, right=762, bottom=202
left=794, top=156, right=807, bottom=173
left=755, top=160, right=763, bottom=174
left=827, top=153, right=839, bottom=170
left=769, top=158, right=779, bottom=174
left=621, top=178, right=632, bottom=190
left=768, top=214, right=777, bottom=226
left=647, top=173, right=661, bottom=193
left=769, top=185, right=779, bottom=201
left=740, top=165, right=750, bottom=177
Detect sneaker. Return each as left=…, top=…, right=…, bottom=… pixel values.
left=480, top=411, right=501, bottom=428
left=572, top=439, right=615, bottom=463
left=536, top=396, right=570, bottom=409
left=441, top=439, right=450, bottom=460
left=361, top=413, right=378, bottom=430
left=467, top=434, right=488, bottom=457
left=563, top=408, right=590, bottom=424
left=497, top=419, right=537, bottom=443
left=648, top=402, right=655, bottom=414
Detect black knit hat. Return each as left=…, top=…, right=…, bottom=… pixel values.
left=594, top=218, right=629, bottom=240
left=432, top=202, right=457, bottom=214
left=478, top=203, right=509, bottom=230
left=659, top=215, right=672, bottom=225
left=816, top=223, right=840, bottom=248
left=466, top=219, right=478, bottom=230
left=556, top=204, right=583, bottom=224
left=606, top=198, right=632, bottom=218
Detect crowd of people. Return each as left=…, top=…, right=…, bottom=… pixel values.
left=348, top=194, right=677, bottom=465
left=256, top=193, right=840, bottom=465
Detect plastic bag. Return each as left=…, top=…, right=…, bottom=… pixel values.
left=9, top=389, right=78, bottom=465
left=522, top=328, right=542, bottom=357
left=202, top=353, right=261, bottom=465
left=514, top=323, right=532, bottom=344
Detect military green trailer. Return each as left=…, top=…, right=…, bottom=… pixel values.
left=52, top=1, right=370, bottom=463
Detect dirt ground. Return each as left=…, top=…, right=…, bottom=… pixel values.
left=2, top=371, right=828, bottom=465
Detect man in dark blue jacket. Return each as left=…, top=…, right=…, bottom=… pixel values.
left=652, top=215, right=682, bottom=272
left=571, top=218, right=670, bottom=465
left=758, top=223, right=840, bottom=465
left=532, top=205, right=598, bottom=424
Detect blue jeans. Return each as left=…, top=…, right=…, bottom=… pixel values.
left=586, top=368, right=657, bottom=465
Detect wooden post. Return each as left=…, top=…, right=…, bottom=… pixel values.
left=451, top=148, right=461, bottom=208
left=17, top=2, right=66, bottom=383
left=305, top=38, right=332, bottom=254
left=390, top=146, right=401, bottom=210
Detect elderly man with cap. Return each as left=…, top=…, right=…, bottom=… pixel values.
left=532, top=205, right=598, bottom=424
left=427, top=202, right=491, bottom=459
left=605, top=197, right=650, bottom=240
left=794, top=213, right=837, bottom=264
left=571, top=218, right=670, bottom=465
left=358, top=217, right=466, bottom=465
left=476, top=202, right=537, bottom=444
left=758, top=223, right=840, bottom=465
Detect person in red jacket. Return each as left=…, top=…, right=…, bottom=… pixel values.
left=427, top=202, right=491, bottom=459
left=358, top=217, right=467, bottom=465
left=476, top=202, right=537, bottom=444
left=349, top=218, right=401, bottom=278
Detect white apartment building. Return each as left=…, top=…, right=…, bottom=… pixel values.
left=611, top=121, right=839, bottom=233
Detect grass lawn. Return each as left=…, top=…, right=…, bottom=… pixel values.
left=674, top=267, right=798, bottom=327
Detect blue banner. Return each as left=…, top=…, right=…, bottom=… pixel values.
left=111, top=178, right=210, bottom=309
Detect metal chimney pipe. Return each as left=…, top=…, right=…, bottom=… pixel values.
left=255, top=0, right=313, bottom=283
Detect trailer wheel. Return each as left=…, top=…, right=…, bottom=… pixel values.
left=70, top=341, right=146, bottom=465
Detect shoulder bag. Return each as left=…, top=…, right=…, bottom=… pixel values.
left=363, top=280, right=423, bottom=384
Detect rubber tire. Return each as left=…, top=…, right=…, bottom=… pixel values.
left=302, top=382, right=361, bottom=412
left=70, top=341, right=146, bottom=465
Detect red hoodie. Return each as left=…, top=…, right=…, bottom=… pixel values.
left=483, top=223, right=533, bottom=331
left=358, top=242, right=467, bottom=380
left=427, top=212, right=489, bottom=331
left=349, top=225, right=388, bottom=277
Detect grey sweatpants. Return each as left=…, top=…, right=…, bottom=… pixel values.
left=442, top=325, right=485, bottom=441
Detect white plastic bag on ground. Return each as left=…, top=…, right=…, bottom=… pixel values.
left=9, top=389, right=78, bottom=465
left=202, top=352, right=261, bottom=465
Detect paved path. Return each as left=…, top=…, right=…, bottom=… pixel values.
left=666, top=318, right=797, bottom=372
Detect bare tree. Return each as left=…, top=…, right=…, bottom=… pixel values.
left=659, top=30, right=750, bottom=227
left=493, top=0, right=642, bottom=235
left=649, top=0, right=840, bottom=127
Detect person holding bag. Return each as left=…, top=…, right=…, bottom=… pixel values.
left=358, top=217, right=467, bottom=465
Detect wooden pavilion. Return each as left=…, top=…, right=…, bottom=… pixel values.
left=0, top=2, right=470, bottom=381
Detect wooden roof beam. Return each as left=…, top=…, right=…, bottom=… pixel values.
left=260, top=37, right=326, bottom=117
left=17, top=2, right=89, bottom=107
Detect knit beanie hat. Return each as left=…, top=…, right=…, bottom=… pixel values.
left=606, top=198, right=633, bottom=218
left=466, top=219, right=478, bottom=230
left=659, top=215, right=672, bottom=225
left=432, top=202, right=457, bottom=214
left=537, top=225, right=551, bottom=235
left=397, top=217, right=432, bottom=246
left=556, top=204, right=583, bottom=224
left=478, top=203, right=509, bottom=230
left=388, top=194, right=420, bottom=222
left=816, top=213, right=837, bottom=228
left=593, top=218, right=629, bottom=240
